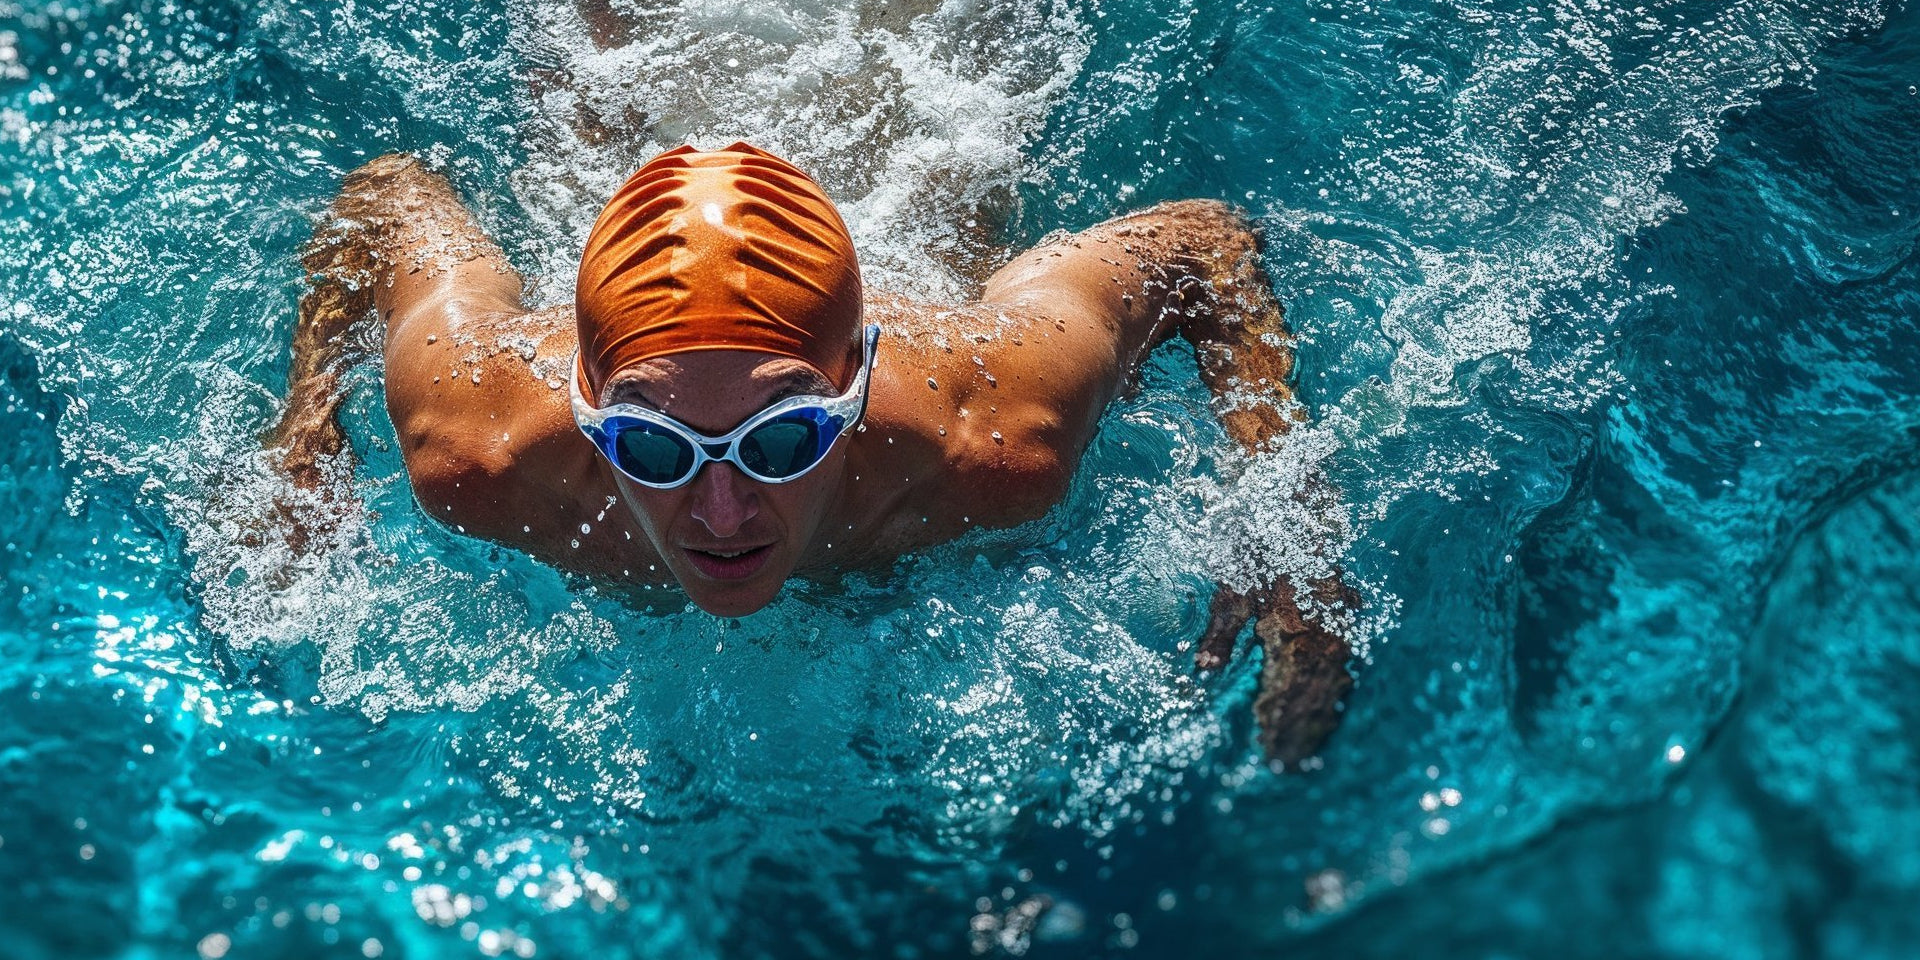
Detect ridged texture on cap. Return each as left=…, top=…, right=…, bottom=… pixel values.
left=575, top=142, right=863, bottom=396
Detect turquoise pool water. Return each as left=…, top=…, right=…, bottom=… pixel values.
left=4, top=0, right=1919, bottom=956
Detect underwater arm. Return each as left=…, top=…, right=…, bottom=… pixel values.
left=980, top=199, right=1354, bottom=766
left=265, top=169, right=382, bottom=488
left=1165, top=205, right=1355, bottom=767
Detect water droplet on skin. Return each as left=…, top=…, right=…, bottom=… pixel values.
left=425, top=335, right=437, bottom=344
left=927, top=377, right=938, bottom=390
left=991, top=431, right=1003, bottom=443
left=579, top=523, right=591, bottom=535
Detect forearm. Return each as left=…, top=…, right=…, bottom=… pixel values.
left=287, top=155, right=443, bottom=380
left=1137, top=201, right=1301, bottom=453
left=267, top=192, right=383, bottom=472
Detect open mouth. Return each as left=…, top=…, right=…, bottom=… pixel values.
left=683, top=544, right=775, bottom=581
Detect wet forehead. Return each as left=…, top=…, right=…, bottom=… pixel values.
left=601, top=352, right=836, bottom=431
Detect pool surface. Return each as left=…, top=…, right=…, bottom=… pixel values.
left=4, top=0, right=1920, bottom=956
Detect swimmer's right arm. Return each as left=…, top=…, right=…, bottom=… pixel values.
left=268, top=153, right=529, bottom=488
left=270, top=156, right=645, bottom=572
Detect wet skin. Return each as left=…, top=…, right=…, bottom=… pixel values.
left=272, top=153, right=1352, bottom=762
left=592, top=351, right=853, bottom=618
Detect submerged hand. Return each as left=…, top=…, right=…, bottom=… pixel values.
left=1195, top=583, right=1255, bottom=672
left=1197, top=578, right=1356, bottom=767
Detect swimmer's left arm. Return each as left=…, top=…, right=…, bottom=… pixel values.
left=961, top=200, right=1355, bottom=766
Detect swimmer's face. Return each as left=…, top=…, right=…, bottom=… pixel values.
left=599, top=350, right=850, bottom=617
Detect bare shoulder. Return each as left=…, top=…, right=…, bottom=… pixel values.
left=386, top=304, right=653, bottom=575
left=849, top=296, right=1074, bottom=548
left=386, top=304, right=570, bottom=522
left=293, top=156, right=657, bottom=578
left=843, top=200, right=1276, bottom=550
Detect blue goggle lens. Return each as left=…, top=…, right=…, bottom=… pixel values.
left=739, top=414, right=829, bottom=478
left=612, top=421, right=697, bottom=485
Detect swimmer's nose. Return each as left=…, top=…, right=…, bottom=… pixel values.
left=687, top=463, right=760, bottom=539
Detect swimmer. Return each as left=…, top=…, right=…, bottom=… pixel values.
left=269, top=143, right=1352, bottom=764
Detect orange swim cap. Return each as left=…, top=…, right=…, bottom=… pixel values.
left=575, top=142, right=863, bottom=397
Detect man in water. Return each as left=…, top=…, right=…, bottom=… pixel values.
left=271, top=142, right=1351, bottom=763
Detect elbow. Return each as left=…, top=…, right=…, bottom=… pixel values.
left=1158, top=197, right=1251, bottom=228
left=1142, top=199, right=1261, bottom=260
left=341, top=153, right=427, bottom=195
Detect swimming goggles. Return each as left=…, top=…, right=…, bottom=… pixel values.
left=570, top=324, right=880, bottom=489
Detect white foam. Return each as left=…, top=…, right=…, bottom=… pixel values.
left=507, top=0, right=1090, bottom=303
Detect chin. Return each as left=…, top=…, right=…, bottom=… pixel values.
left=687, top=587, right=779, bottom=618
left=680, top=567, right=788, bottom=617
